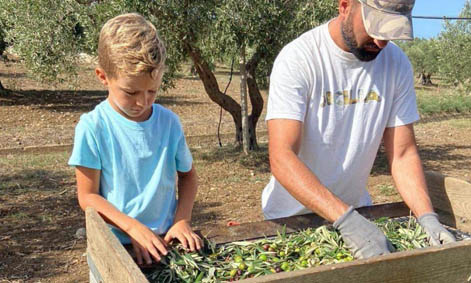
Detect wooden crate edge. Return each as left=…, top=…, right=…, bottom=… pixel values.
left=86, top=207, right=148, bottom=283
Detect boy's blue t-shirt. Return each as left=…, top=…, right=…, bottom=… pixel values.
left=68, top=100, right=193, bottom=244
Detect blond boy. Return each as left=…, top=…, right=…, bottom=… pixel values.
left=69, top=13, right=202, bottom=266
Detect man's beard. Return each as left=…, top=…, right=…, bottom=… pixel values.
left=341, top=16, right=382, bottom=62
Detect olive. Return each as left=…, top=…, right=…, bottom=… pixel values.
left=238, top=263, right=246, bottom=271
left=234, top=255, right=243, bottom=263
left=281, top=262, right=290, bottom=271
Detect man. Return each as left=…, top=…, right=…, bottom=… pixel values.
left=262, top=0, right=455, bottom=259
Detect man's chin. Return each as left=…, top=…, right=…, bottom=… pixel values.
left=353, top=49, right=381, bottom=62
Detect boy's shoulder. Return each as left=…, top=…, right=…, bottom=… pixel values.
left=77, top=100, right=108, bottom=129
left=153, top=103, right=181, bottom=124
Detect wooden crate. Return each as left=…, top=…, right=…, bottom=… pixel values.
left=86, top=171, right=471, bottom=283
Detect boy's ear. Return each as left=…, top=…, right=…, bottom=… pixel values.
left=95, top=68, right=109, bottom=86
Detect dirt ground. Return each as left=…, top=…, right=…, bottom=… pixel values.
left=1, top=56, right=470, bottom=282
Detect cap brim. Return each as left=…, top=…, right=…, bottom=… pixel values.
left=361, top=3, right=414, bottom=40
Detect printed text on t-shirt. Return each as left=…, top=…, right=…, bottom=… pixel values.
left=321, top=89, right=382, bottom=108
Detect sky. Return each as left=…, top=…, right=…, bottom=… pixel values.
left=412, top=0, right=469, bottom=38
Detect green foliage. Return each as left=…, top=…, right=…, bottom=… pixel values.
left=437, top=1, right=471, bottom=93
left=212, top=0, right=337, bottom=88
left=397, top=38, right=439, bottom=75
left=416, top=90, right=471, bottom=116
left=145, top=218, right=429, bottom=282
left=0, top=0, right=95, bottom=84
left=0, top=0, right=337, bottom=90
left=398, top=2, right=471, bottom=91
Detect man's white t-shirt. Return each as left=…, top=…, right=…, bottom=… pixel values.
left=262, top=22, right=419, bottom=220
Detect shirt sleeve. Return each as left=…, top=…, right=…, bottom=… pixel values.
left=266, top=44, right=311, bottom=122
left=68, top=117, right=102, bottom=170
left=174, top=117, right=193, bottom=173
left=386, top=53, right=420, bottom=128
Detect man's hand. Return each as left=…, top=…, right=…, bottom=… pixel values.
left=127, top=221, right=168, bottom=265
left=334, top=206, right=395, bottom=259
left=164, top=219, right=203, bottom=252
left=418, top=212, right=456, bottom=246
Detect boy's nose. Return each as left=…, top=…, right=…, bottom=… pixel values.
left=136, top=93, right=147, bottom=107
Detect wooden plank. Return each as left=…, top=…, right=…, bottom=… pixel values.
left=201, top=202, right=410, bottom=244
left=86, top=207, right=149, bottom=283
left=88, top=254, right=104, bottom=283
left=425, top=171, right=471, bottom=232
left=239, top=240, right=471, bottom=283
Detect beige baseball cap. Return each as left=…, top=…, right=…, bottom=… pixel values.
left=358, top=0, right=415, bottom=40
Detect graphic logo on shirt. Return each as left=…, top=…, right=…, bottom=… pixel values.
left=321, top=89, right=381, bottom=108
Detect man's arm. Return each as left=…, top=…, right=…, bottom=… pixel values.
left=268, top=119, right=349, bottom=221
left=382, top=124, right=433, bottom=216
left=268, top=119, right=394, bottom=258
left=383, top=124, right=455, bottom=245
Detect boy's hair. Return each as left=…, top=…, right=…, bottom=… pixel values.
left=98, top=13, right=166, bottom=79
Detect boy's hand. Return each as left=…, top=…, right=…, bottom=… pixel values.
left=127, top=222, right=168, bottom=265
left=164, top=219, right=203, bottom=252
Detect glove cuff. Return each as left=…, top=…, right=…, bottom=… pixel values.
left=418, top=212, right=439, bottom=224
left=333, top=206, right=355, bottom=229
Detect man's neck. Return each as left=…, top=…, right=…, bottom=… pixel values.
left=328, top=17, right=350, bottom=52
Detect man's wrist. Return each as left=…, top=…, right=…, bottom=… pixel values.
left=418, top=212, right=438, bottom=222
left=333, top=206, right=355, bottom=229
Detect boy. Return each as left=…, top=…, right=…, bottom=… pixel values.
left=69, top=13, right=202, bottom=266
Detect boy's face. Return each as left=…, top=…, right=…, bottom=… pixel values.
left=96, top=69, right=162, bottom=122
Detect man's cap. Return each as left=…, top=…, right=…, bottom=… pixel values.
left=358, top=0, right=415, bottom=40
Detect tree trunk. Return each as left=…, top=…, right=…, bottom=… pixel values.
left=425, top=73, right=433, bottom=85
left=419, top=71, right=433, bottom=86
left=419, top=72, right=426, bottom=85
left=0, top=80, right=4, bottom=91
left=245, top=49, right=265, bottom=150
left=240, top=42, right=250, bottom=154
left=182, top=38, right=264, bottom=150
left=183, top=41, right=244, bottom=146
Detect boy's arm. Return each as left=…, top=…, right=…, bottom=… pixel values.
left=76, top=166, right=134, bottom=229
left=164, top=165, right=202, bottom=251
left=75, top=166, right=168, bottom=264
left=175, top=165, right=198, bottom=222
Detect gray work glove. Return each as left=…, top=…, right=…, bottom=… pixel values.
left=418, top=212, right=456, bottom=246
left=333, top=206, right=395, bottom=259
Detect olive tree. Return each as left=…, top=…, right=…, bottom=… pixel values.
left=0, top=0, right=337, bottom=147
left=437, top=1, right=471, bottom=92
left=0, top=0, right=94, bottom=85
left=398, top=39, right=439, bottom=85
left=141, top=0, right=337, bottom=149
left=212, top=0, right=337, bottom=150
